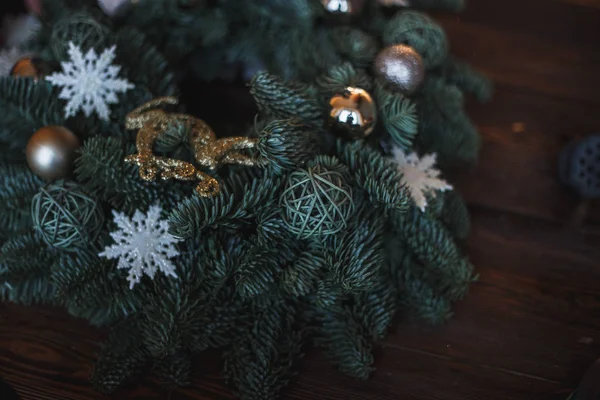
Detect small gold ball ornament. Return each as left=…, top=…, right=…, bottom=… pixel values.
left=374, top=44, right=425, bottom=94
left=26, top=126, right=81, bottom=181
left=328, top=87, right=377, bottom=138
left=10, top=57, right=46, bottom=80
left=321, top=0, right=366, bottom=15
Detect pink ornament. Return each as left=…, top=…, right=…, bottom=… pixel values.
left=25, top=0, right=42, bottom=15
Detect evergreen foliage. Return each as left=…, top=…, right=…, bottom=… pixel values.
left=0, top=1, right=491, bottom=399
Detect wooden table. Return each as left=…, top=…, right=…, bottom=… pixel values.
left=2, top=0, right=600, bottom=399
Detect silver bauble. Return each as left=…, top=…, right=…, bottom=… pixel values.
left=328, top=87, right=377, bottom=138
left=26, top=126, right=81, bottom=180
left=374, top=44, right=425, bottom=94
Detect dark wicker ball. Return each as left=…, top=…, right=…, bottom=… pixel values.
left=51, top=14, right=110, bottom=60
left=281, top=164, right=354, bottom=239
left=559, top=134, right=600, bottom=198
left=32, top=181, right=104, bottom=251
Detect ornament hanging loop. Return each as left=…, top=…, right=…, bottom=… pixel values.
left=125, top=97, right=259, bottom=197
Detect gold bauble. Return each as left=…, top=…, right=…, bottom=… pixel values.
left=10, top=57, right=45, bottom=80
left=321, top=0, right=366, bottom=15
left=328, top=87, right=377, bottom=138
left=374, top=44, right=425, bottom=94
left=26, top=126, right=81, bottom=181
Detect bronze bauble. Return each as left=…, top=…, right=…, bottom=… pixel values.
left=374, top=44, right=425, bottom=94
left=328, top=87, right=377, bottom=138
left=26, top=126, right=81, bottom=181
left=321, top=0, right=366, bottom=15
left=10, top=57, right=46, bottom=80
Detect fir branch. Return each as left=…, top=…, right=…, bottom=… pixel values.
left=395, top=253, right=453, bottom=325
left=417, top=77, right=481, bottom=166
left=224, top=298, right=303, bottom=400
left=236, top=245, right=281, bottom=300
left=115, top=28, right=178, bottom=98
left=256, top=207, right=291, bottom=246
left=392, top=206, right=476, bottom=301
left=328, top=27, right=379, bottom=69
left=352, top=272, right=398, bottom=341
left=51, top=251, right=139, bottom=326
left=327, top=205, right=386, bottom=292
left=313, top=304, right=374, bottom=379
left=258, top=119, right=322, bottom=175
left=153, top=351, right=192, bottom=389
left=441, top=190, right=471, bottom=241
left=375, top=83, right=418, bottom=150
left=0, top=231, right=57, bottom=304
left=169, top=172, right=280, bottom=238
left=0, top=78, right=64, bottom=147
left=383, top=11, right=448, bottom=69
left=92, top=318, right=150, bottom=394
left=315, top=274, right=344, bottom=309
left=280, top=244, right=327, bottom=297
left=316, top=63, right=373, bottom=97
left=250, top=72, right=323, bottom=128
left=337, top=140, right=409, bottom=210
left=0, top=164, right=44, bottom=235
left=439, top=57, right=493, bottom=102
left=75, top=136, right=187, bottom=213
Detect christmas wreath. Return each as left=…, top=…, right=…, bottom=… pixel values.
left=0, top=0, right=492, bottom=398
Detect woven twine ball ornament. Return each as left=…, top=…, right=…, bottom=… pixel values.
left=32, top=181, right=104, bottom=251
left=281, top=165, right=354, bottom=239
left=51, top=14, right=110, bottom=60
left=559, top=134, right=600, bottom=198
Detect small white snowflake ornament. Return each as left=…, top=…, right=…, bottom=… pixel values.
left=99, top=205, right=181, bottom=289
left=392, top=146, right=452, bottom=212
left=46, top=42, right=134, bottom=121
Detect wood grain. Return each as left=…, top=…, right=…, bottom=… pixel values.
left=2, top=0, right=600, bottom=399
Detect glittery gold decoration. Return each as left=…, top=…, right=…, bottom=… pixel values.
left=125, top=97, right=259, bottom=197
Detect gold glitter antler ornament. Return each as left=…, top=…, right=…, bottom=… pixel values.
left=125, top=97, right=259, bottom=197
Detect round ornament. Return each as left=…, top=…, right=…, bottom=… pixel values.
left=383, top=11, right=448, bottom=68
left=31, top=181, right=104, bottom=251
left=98, top=0, right=138, bottom=17
left=50, top=14, right=110, bottom=60
left=321, top=0, right=366, bottom=16
left=26, top=126, right=81, bottom=181
left=10, top=57, right=46, bottom=80
left=374, top=44, right=425, bottom=94
left=559, top=134, right=600, bottom=198
left=328, top=87, right=377, bottom=138
left=280, top=164, right=354, bottom=239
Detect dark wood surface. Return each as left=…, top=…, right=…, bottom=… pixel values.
left=2, top=0, right=600, bottom=399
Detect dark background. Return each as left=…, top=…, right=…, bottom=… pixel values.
left=2, top=0, right=600, bottom=399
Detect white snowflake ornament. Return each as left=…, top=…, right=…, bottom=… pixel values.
left=46, top=42, right=134, bottom=121
left=99, top=205, right=181, bottom=289
left=392, top=146, right=452, bottom=212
